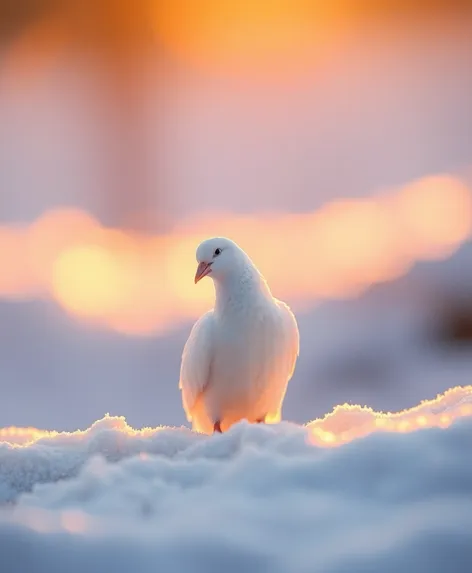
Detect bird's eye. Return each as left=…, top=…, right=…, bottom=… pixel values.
left=214, top=248, right=221, bottom=257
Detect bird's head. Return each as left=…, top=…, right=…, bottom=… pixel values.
left=194, top=237, right=245, bottom=284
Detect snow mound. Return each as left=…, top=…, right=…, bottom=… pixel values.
left=0, top=388, right=471, bottom=573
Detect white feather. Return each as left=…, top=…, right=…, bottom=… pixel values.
left=179, top=237, right=299, bottom=434
left=179, top=310, right=214, bottom=420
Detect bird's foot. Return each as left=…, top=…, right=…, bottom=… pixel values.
left=256, top=417, right=266, bottom=424
left=213, top=421, right=222, bottom=433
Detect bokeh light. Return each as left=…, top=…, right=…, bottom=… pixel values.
left=393, top=175, right=472, bottom=260
left=0, top=174, right=469, bottom=334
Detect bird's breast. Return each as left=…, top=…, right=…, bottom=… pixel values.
left=211, top=306, right=279, bottom=393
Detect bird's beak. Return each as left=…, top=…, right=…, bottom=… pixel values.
left=195, top=261, right=213, bottom=284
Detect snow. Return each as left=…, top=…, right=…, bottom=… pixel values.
left=1, top=393, right=472, bottom=573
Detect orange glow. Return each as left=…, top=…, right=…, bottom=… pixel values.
left=154, top=0, right=349, bottom=75
left=311, top=198, right=411, bottom=292
left=1, top=386, right=471, bottom=449
left=461, top=404, right=472, bottom=416
left=27, top=209, right=101, bottom=293
left=0, top=426, right=58, bottom=445
left=51, top=244, right=132, bottom=319
left=0, top=414, right=163, bottom=448
left=306, top=385, right=472, bottom=447
left=0, top=174, right=469, bottom=334
left=393, top=175, right=472, bottom=260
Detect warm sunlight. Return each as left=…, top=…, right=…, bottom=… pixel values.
left=1, top=385, right=471, bottom=448
left=0, top=174, right=469, bottom=334
left=393, top=175, right=472, bottom=260
left=52, top=244, right=129, bottom=319
left=306, top=385, right=472, bottom=447
left=27, top=209, right=101, bottom=294
left=154, top=0, right=348, bottom=74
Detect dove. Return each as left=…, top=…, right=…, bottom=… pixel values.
left=179, top=237, right=299, bottom=434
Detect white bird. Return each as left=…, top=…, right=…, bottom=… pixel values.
left=179, top=237, right=299, bottom=434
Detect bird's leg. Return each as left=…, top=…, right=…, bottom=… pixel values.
left=213, top=420, right=222, bottom=433
left=256, top=416, right=266, bottom=424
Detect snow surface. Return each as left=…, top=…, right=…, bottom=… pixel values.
left=1, top=406, right=472, bottom=573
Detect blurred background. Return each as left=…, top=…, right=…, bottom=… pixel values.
left=0, top=0, right=471, bottom=431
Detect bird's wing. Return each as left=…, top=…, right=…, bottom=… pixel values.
left=264, top=300, right=300, bottom=422
left=179, top=310, right=215, bottom=422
